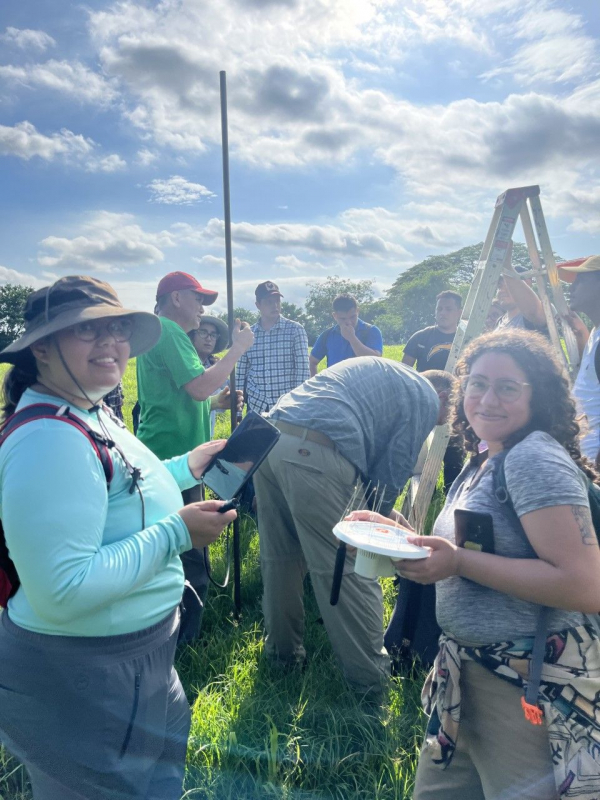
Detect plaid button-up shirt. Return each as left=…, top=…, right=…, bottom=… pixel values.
left=236, top=316, right=309, bottom=413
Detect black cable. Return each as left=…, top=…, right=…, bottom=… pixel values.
left=204, top=522, right=232, bottom=590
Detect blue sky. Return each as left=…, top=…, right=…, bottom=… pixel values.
left=1, top=0, right=599, bottom=314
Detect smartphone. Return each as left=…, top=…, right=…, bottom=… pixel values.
left=202, top=411, right=280, bottom=501
left=454, top=509, right=495, bottom=555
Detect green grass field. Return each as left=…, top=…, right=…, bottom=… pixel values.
left=0, top=345, right=444, bottom=800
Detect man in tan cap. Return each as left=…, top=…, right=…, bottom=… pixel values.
left=559, top=256, right=600, bottom=464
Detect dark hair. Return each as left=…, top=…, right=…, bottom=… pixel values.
left=421, top=369, right=456, bottom=395
left=156, top=293, right=170, bottom=312
left=451, top=328, right=599, bottom=483
left=2, top=350, right=39, bottom=420
left=332, top=294, right=358, bottom=313
left=436, top=290, right=462, bottom=308
left=188, top=329, right=219, bottom=365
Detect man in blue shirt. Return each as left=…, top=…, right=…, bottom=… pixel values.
left=309, top=294, right=383, bottom=376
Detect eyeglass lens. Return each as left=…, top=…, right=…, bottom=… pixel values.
left=73, top=319, right=133, bottom=342
left=463, top=377, right=524, bottom=402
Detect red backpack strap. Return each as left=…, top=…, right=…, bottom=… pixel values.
left=0, top=404, right=114, bottom=486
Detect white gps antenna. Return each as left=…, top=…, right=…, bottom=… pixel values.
left=330, top=482, right=428, bottom=605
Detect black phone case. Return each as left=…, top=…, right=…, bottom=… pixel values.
left=202, top=411, right=280, bottom=499
left=454, top=509, right=495, bottom=555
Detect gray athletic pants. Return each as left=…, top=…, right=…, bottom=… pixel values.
left=254, top=426, right=391, bottom=698
left=0, top=609, right=190, bottom=800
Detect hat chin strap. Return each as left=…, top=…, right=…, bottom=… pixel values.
left=48, top=340, right=109, bottom=410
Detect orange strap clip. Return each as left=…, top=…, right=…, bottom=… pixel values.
left=521, top=696, right=544, bottom=725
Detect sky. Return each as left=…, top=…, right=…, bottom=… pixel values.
left=1, top=0, right=599, bottom=315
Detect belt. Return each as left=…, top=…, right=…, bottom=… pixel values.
left=273, top=420, right=336, bottom=450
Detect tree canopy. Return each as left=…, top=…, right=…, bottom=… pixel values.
left=0, top=284, right=34, bottom=351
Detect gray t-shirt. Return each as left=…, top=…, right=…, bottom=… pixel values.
left=435, top=431, right=588, bottom=645
left=268, top=356, right=440, bottom=513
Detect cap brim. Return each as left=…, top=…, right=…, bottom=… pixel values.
left=195, top=290, right=218, bottom=306
left=0, top=307, right=162, bottom=364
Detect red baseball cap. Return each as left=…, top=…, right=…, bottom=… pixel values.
left=557, top=256, right=599, bottom=284
left=156, top=271, right=218, bottom=304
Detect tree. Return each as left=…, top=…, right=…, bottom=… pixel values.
left=281, top=301, right=310, bottom=328
left=304, top=276, right=375, bottom=339
left=383, top=242, right=563, bottom=342
left=0, top=284, right=34, bottom=351
left=216, top=307, right=259, bottom=327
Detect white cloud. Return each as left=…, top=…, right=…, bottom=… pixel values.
left=86, top=153, right=127, bottom=173
left=136, top=148, right=158, bottom=166
left=0, top=265, right=46, bottom=288
left=0, top=120, right=126, bottom=173
left=203, top=218, right=411, bottom=259
left=481, top=5, right=598, bottom=86
left=37, top=212, right=175, bottom=272
left=0, top=60, right=117, bottom=105
left=148, top=175, right=216, bottom=205
left=0, top=27, right=56, bottom=51
left=192, top=254, right=226, bottom=269
left=191, top=254, right=248, bottom=269
left=274, top=254, right=328, bottom=272
left=0, top=121, right=93, bottom=161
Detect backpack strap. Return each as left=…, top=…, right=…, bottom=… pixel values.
left=492, top=455, right=550, bottom=721
left=0, top=404, right=114, bottom=486
left=492, top=448, right=600, bottom=721
left=0, top=404, right=115, bottom=606
left=594, top=336, right=600, bottom=383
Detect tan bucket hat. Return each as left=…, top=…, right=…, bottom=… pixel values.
left=196, top=315, right=230, bottom=353
left=0, top=275, right=161, bottom=364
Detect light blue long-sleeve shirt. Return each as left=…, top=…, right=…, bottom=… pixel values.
left=0, top=388, right=195, bottom=636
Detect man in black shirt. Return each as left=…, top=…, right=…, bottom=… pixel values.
left=394, top=290, right=463, bottom=671
left=402, top=290, right=462, bottom=371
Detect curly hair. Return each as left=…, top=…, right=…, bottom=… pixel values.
left=2, top=350, right=39, bottom=421
left=450, top=328, right=599, bottom=483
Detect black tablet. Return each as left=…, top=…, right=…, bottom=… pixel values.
left=202, top=411, right=281, bottom=501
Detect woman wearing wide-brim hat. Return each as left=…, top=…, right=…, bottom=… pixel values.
left=189, top=315, right=230, bottom=437
left=0, top=275, right=236, bottom=799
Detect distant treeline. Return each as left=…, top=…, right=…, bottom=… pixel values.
left=219, top=242, right=556, bottom=345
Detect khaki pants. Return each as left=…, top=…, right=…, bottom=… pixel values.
left=413, top=661, right=557, bottom=800
left=254, top=430, right=390, bottom=697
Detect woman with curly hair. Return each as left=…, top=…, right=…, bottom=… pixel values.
left=352, top=328, right=600, bottom=799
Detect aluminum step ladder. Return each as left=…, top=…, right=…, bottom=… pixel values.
left=406, top=185, right=578, bottom=533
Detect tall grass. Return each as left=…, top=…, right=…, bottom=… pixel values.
left=0, top=345, right=445, bottom=800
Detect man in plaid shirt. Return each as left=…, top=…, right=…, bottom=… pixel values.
left=236, top=281, right=309, bottom=413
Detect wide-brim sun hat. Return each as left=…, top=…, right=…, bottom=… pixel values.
left=0, top=275, right=162, bottom=364
left=557, top=255, right=599, bottom=284
left=196, top=315, right=230, bottom=353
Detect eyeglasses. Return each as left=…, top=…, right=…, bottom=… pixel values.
left=69, top=318, right=134, bottom=343
left=461, top=376, right=531, bottom=403
left=196, top=329, right=218, bottom=340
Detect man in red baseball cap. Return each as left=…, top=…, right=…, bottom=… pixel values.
left=155, top=271, right=219, bottom=307
left=136, top=271, right=254, bottom=638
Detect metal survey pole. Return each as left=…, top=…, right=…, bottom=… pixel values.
left=220, top=70, right=242, bottom=615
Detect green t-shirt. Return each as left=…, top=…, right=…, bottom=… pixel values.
left=136, top=317, right=211, bottom=460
